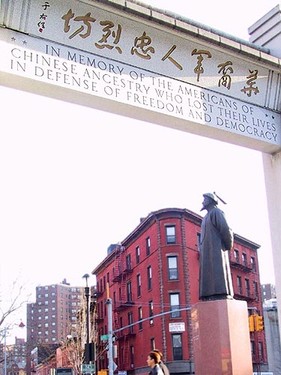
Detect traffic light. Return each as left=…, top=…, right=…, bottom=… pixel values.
left=255, top=315, right=264, bottom=331
left=248, top=315, right=255, bottom=332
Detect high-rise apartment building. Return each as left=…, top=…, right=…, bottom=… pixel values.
left=0, top=337, right=26, bottom=375
left=26, top=279, right=84, bottom=348
left=92, top=208, right=267, bottom=374
left=262, top=283, right=276, bottom=302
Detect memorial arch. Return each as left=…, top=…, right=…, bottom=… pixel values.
left=1, top=0, right=281, bottom=339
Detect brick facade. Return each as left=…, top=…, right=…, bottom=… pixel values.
left=92, top=208, right=266, bottom=374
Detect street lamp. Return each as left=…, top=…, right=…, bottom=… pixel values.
left=82, top=273, right=90, bottom=364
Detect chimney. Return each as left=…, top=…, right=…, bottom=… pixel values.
left=248, top=4, right=281, bottom=58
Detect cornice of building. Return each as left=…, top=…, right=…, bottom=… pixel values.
left=92, top=207, right=261, bottom=275
left=122, top=207, right=202, bottom=246
left=233, top=233, right=260, bottom=250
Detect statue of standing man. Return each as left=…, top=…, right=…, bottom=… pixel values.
left=199, top=193, right=234, bottom=301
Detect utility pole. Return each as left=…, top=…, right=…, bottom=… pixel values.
left=83, top=273, right=91, bottom=364
left=106, top=283, right=114, bottom=375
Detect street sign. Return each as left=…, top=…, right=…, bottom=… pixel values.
left=81, top=364, right=95, bottom=374
left=100, top=334, right=109, bottom=342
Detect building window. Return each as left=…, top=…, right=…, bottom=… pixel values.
left=104, top=299, right=107, bottom=317
left=128, top=312, right=134, bottom=334
left=234, top=249, right=239, bottom=263
left=136, top=246, right=140, bottom=264
left=242, top=253, right=247, bottom=266
left=137, top=274, right=141, bottom=297
left=168, top=256, right=178, bottom=280
left=237, top=276, right=242, bottom=294
left=251, top=341, right=255, bottom=357
left=172, top=334, right=183, bottom=360
left=251, top=257, right=256, bottom=272
left=245, top=278, right=250, bottom=297
left=127, top=281, right=132, bottom=302
left=166, top=225, right=176, bottom=244
left=146, top=237, right=151, bottom=255
left=150, top=338, right=155, bottom=351
left=147, top=266, right=152, bottom=290
left=258, top=341, right=264, bottom=362
left=253, top=281, right=259, bottom=300
left=149, top=300, right=153, bottom=325
left=126, top=254, right=132, bottom=271
left=170, top=293, right=180, bottom=318
left=98, top=301, right=103, bottom=319
left=138, top=307, right=143, bottom=330
left=130, top=345, right=135, bottom=368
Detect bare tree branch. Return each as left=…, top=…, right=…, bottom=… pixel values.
left=0, top=278, right=31, bottom=338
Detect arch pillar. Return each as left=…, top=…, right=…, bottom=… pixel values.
left=263, top=152, right=281, bottom=337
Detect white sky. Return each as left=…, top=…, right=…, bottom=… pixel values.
left=1, top=0, right=279, bottom=340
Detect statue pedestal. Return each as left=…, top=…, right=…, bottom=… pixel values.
left=192, top=299, right=253, bottom=375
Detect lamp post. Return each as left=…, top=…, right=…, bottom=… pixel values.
left=82, top=273, right=90, bottom=364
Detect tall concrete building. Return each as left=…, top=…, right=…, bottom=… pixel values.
left=0, top=337, right=26, bottom=375
left=92, top=207, right=267, bottom=374
left=25, top=279, right=84, bottom=374
left=26, top=280, right=84, bottom=344
left=26, top=279, right=84, bottom=346
left=262, top=283, right=276, bottom=302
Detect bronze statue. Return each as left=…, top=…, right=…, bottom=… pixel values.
left=199, top=193, right=234, bottom=301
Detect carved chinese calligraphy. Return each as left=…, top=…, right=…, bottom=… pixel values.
left=58, top=8, right=261, bottom=98
left=218, top=61, right=233, bottom=90
left=241, top=70, right=260, bottom=97
left=191, top=49, right=212, bottom=82
left=62, top=9, right=96, bottom=39
left=95, top=21, right=122, bottom=54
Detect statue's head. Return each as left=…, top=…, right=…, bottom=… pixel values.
left=201, top=192, right=218, bottom=211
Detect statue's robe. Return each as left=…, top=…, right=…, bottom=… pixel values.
left=199, top=206, right=234, bottom=300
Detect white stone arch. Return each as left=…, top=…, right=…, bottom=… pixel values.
left=1, top=0, right=281, bottom=345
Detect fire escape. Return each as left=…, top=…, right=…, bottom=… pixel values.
left=112, top=246, right=136, bottom=372
left=230, top=254, right=259, bottom=302
left=112, top=246, right=134, bottom=311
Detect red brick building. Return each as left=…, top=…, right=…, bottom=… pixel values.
left=92, top=208, right=266, bottom=374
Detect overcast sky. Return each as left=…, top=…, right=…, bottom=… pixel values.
left=1, top=0, right=279, bottom=341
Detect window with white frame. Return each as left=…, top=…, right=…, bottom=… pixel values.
left=168, top=256, right=178, bottom=280
left=170, top=293, right=180, bottom=318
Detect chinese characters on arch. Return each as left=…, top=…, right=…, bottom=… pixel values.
left=37, top=2, right=260, bottom=98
